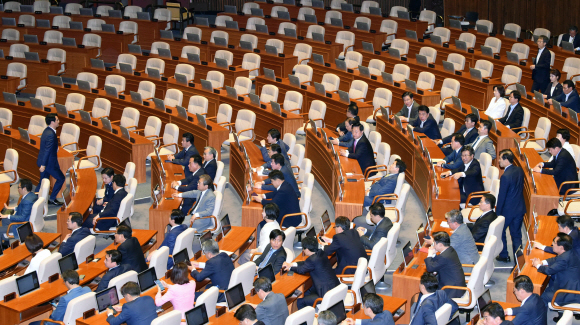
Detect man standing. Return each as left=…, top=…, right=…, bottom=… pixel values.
left=340, top=122, right=375, bottom=177
left=395, top=92, right=420, bottom=123
left=435, top=134, right=464, bottom=170
left=441, top=146, right=484, bottom=206
left=167, top=132, right=199, bottom=178
left=411, top=106, right=441, bottom=140
left=252, top=277, right=289, bottom=325
left=115, top=225, right=148, bottom=272
left=558, top=26, right=580, bottom=50
left=468, top=120, right=496, bottom=160
left=533, top=138, right=577, bottom=195
left=505, top=275, right=547, bottom=325
left=251, top=170, right=301, bottom=228
left=549, top=80, right=580, bottom=113
left=202, top=146, right=218, bottom=180
left=467, top=194, right=498, bottom=248
left=498, top=91, right=524, bottom=129
left=496, top=149, right=526, bottom=263
left=424, top=232, right=466, bottom=298
left=321, top=216, right=368, bottom=274
left=36, top=113, right=64, bottom=205
left=58, top=212, right=91, bottom=257
left=530, top=35, right=551, bottom=92
left=83, top=175, right=127, bottom=230
left=0, top=179, right=38, bottom=247
left=437, top=114, right=478, bottom=155
left=171, top=155, right=205, bottom=212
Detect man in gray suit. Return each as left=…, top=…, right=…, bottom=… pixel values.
left=345, top=293, right=395, bottom=324
left=427, top=210, right=480, bottom=265
left=395, top=92, right=420, bottom=123
left=468, top=120, right=496, bottom=160
left=173, top=174, right=216, bottom=232
left=252, top=277, right=289, bottom=325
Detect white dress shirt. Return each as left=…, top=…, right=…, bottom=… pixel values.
left=25, top=249, right=52, bottom=275
left=484, top=97, right=507, bottom=119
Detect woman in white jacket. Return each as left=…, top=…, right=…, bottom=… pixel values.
left=485, top=85, right=507, bottom=119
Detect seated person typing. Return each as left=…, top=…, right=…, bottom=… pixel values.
left=188, top=239, right=234, bottom=301
left=411, top=105, right=441, bottom=140
left=435, top=133, right=464, bottom=170
left=106, top=282, right=158, bottom=325
left=83, top=174, right=127, bottom=231
left=330, top=117, right=355, bottom=148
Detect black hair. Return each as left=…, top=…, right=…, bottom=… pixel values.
left=301, top=236, right=319, bottom=252
left=482, top=193, right=496, bottom=208
left=19, top=179, right=33, bottom=192
left=170, top=209, right=185, bottom=224
left=394, top=159, right=406, bottom=173
left=335, top=216, right=350, bottom=231
left=461, top=146, right=475, bottom=156
left=62, top=270, right=80, bottom=285
left=362, top=293, right=384, bottom=315
left=482, top=302, right=506, bottom=321
left=513, top=275, right=534, bottom=293
left=417, top=105, right=429, bottom=113
left=182, top=132, right=194, bottom=144
left=451, top=133, right=465, bottom=145
left=420, top=272, right=439, bottom=293
left=563, top=80, right=575, bottom=89
left=555, top=233, right=574, bottom=251
left=191, top=154, right=203, bottom=166
left=550, top=69, right=561, bottom=81
left=402, top=91, right=414, bottom=99
left=369, top=203, right=385, bottom=218
left=351, top=122, right=364, bottom=132
left=267, top=128, right=281, bottom=141
left=570, top=26, right=579, bottom=33
left=116, top=225, right=132, bottom=238
left=45, top=113, right=57, bottom=125
left=120, top=281, right=141, bottom=296
left=269, top=229, right=286, bottom=242
left=101, top=167, right=114, bottom=177
left=69, top=212, right=83, bottom=227
left=556, top=129, right=571, bottom=142
left=347, top=103, right=358, bottom=116
left=112, top=174, right=126, bottom=187
left=253, top=277, right=272, bottom=293
left=433, top=231, right=450, bottom=246
left=270, top=143, right=282, bottom=154
left=510, top=90, right=521, bottom=101
left=480, top=120, right=492, bottom=132
left=493, top=85, right=505, bottom=98
left=107, top=249, right=122, bottom=264
left=25, top=234, right=44, bottom=253
left=318, top=310, right=337, bottom=325
left=268, top=170, right=285, bottom=181
left=556, top=215, right=575, bottom=230
left=263, top=203, right=280, bottom=221
left=199, top=174, right=214, bottom=191
left=499, top=149, right=514, bottom=163
left=465, top=113, right=479, bottom=124
left=234, top=304, right=258, bottom=321
left=271, top=153, right=285, bottom=166
left=546, top=138, right=563, bottom=149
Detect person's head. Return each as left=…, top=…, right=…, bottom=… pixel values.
left=351, top=122, right=364, bottom=140
left=62, top=270, right=80, bottom=289
left=301, top=236, right=319, bottom=256
left=317, top=310, right=338, bottom=325
left=203, top=146, right=217, bottom=162
left=450, top=133, right=465, bottom=150
left=389, top=158, right=406, bottom=174
left=402, top=92, right=414, bottom=107
left=482, top=303, right=506, bottom=325
left=268, top=143, right=282, bottom=157
left=253, top=277, right=272, bottom=300
left=345, top=117, right=356, bottom=132
left=362, top=293, right=384, bottom=318
left=479, top=193, right=496, bottom=212
left=465, top=113, right=478, bottom=129
left=509, top=90, right=521, bottom=105
left=546, top=138, right=563, bottom=157
left=120, top=282, right=141, bottom=302
left=201, top=238, right=220, bottom=258
left=550, top=69, right=561, bottom=83
left=498, top=149, right=514, bottom=168
left=563, top=80, right=575, bottom=95
left=569, top=26, right=578, bottom=37
left=24, top=234, right=44, bottom=254
left=460, top=146, right=475, bottom=164
left=105, top=249, right=121, bottom=268
left=445, top=209, right=463, bottom=230
left=432, top=231, right=451, bottom=252
left=234, top=304, right=258, bottom=325
left=112, top=174, right=126, bottom=190
left=269, top=229, right=285, bottom=250
left=181, top=132, right=194, bottom=148
left=417, top=105, right=429, bottom=122
left=45, top=113, right=59, bottom=128
left=513, top=275, right=534, bottom=302
left=556, top=215, right=575, bottom=233
left=268, top=170, right=285, bottom=188
left=18, top=179, right=32, bottom=195
left=492, top=85, right=505, bottom=99
left=67, top=212, right=83, bottom=230
left=478, top=120, right=491, bottom=136
left=170, top=262, right=191, bottom=285
left=197, top=174, right=214, bottom=192
left=266, top=128, right=281, bottom=144
left=537, top=35, right=548, bottom=48
left=101, top=167, right=114, bottom=185
left=556, top=129, right=571, bottom=146
left=552, top=233, right=573, bottom=255
left=114, top=225, right=132, bottom=244
left=334, top=216, right=350, bottom=234
left=369, top=203, right=385, bottom=225
left=262, top=203, right=280, bottom=222
left=346, top=103, right=358, bottom=118
left=270, top=153, right=286, bottom=170
left=420, top=272, right=439, bottom=294
left=188, top=155, right=203, bottom=173
left=169, top=209, right=185, bottom=226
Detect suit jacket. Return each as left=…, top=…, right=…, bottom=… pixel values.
left=542, top=148, right=578, bottom=195
left=361, top=311, right=395, bottom=325
left=451, top=159, right=484, bottom=204
left=544, top=227, right=580, bottom=257
left=256, top=292, right=289, bottom=325
left=559, top=34, right=580, bottom=49
left=324, top=228, right=368, bottom=274
left=409, top=290, right=459, bottom=325
left=58, top=227, right=91, bottom=257
left=172, top=145, right=199, bottom=179
left=532, top=47, right=551, bottom=82
left=470, top=136, right=496, bottom=160
left=552, top=89, right=580, bottom=113
left=101, top=182, right=115, bottom=204
left=364, top=173, right=398, bottom=206
left=395, top=101, right=420, bottom=124
left=424, top=247, right=466, bottom=298
left=181, top=189, right=216, bottom=217
left=255, top=244, right=287, bottom=275
left=177, top=167, right=205, bottom=192
left=37, top=127, right=59, bottom=168
left=106, top=295, right=158, bottom=325
left=348, top=134, right=376, bottom=177
left=498, top=103, right=524, bottom=129
left=441, top=147, right=463, bottom=170
left=190, top=252, right=234, bottom=290
left=202, top=159, right=218, bottom=181
left=467, top=210, right=497, bottom=245
left=538, top=250, right=580, bottom=305
left=262, top=164, right=301, bottom=198
left=543, top=82, right=563, bottom=100
left=95, top=264, right=132, bottom=292
left=160, top=224, right=188, bottom=269
left=511, top=293, right=547, bottom=325
left=261, top=181, right=301, bottom=227
left=99, top=188, right=128, bottom=219
left=360, top=217, right=393, bottom=250
left=291, top=250, right=340, bottom=298
left=496, top=165, right=526, bottom=218
left=118, top=237, right=148, bottom=273
left=411, top=115, right=442, bottom=140
left=441, top=125, right=478, bottom=147
left=338, top=131, right=354, bottom=148
left=10, top=192, right=38, bottom=222
left=260, top=140, right=291, bottom=169
left=50, top=286, right=92, bottom=321
left=450, top=224, right=480, bottom=265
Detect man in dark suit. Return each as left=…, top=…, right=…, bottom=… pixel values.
left=93, top=167, right=115, bottom=215
left=83, top=174, right=128, bottom=230
left=253, top=277, right=289, bottom=325
left=95, top=249, right=131, bottom=292
left=254, top=229, right=287, bottom=275
left=35, top=113, right=64, bottom=205
left=256, top=154, right=300, bottom=198
left=505, top=275, right=547, bottom=325
left=234, top=305, right=266, bottom=325
left=251, top=170, right=301, bottom=228
left=189, top=238, right=235, bottom=301
left=115, top=225, right=148, bottom=273
left=321, top=216, right=367, bottom=274
left=395, top=91, right=420, bottom=123
left=202, top=146, right=218, bottom=180
left=147, top=209, right=187, bottom=269
left=357, top=204, right=393, bottom=250
left=345, top=293, right=395, bottom=325
left=0, top=179, right=38, bottom=247
left=409, top=272, right=459, bottom=325
left=496, top=149, right=526, bottom=262
left=424, top=232, right=466, bottom=298
left=167, top=132, right=199, bottom=179
left=363, top=159, right=406, bottom=207
left=498, top=91, right=524, bottom=129
left=531, top=35, right=551, bottom=92
left=171, top=155, right=205, bottom=213
left=106, top=282, right=157, bottom=325
left=533, top=138, right=578, bottom=195
left=559, top=26, right=580, bottom=50
left=259, top=128, right=290, bottom=168
left=411, top=105, right=442, bottom=140
left=337, top=103, right=360, bottom=132
left=283, top=237, right=340, bottom=309
left=467, top=194, right=498, bottom=249
left=549, top=80, right=580, bottom=113
left=58, top=212, right=91, bottom=257
left=535, top=215, right=580, bottom=257
left=437, top=113, right=478, bottom=155
left=435, top=134, right=464, bottom=170
left=441, top=146, right=484, bottom=205
left=340, top=122, right=375, bottom=177
left=481, top=303, right=515, bottom=325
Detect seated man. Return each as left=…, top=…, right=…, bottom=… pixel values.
left=106, top=282, right=157, bottom=325
left=167, top=132, right=199, bottom=178
left=83, top=174, right=127, bottom=231
left=239, top=203, right=281, bottom=264
left=435, top=133, right=464, bottom=170
left=0, top=178, right=38, bottom=247
left=321, top=216, right=368, bottom=274
left=425, top=232, right=466, bottom=298
left=505, top=275, right=547, bottom=325
left=330, top=117, right=355, bottom=148
left=356, top=203, right=393, bottom=250
left=188, top=239, right=234, bottom=301
left=558, top=25, right=580, bottom=50
left=498, top=91, right=524, bottom=129
left=442, top=210, right=480, bottom=265
left=395, top=91, right=420, bottom=123
left=363, top=159, right=406, bottom=208
left=552, top=128, right=575, bottom=162
left=534, top=214, right=580, bottom=256
left=58, top=212, right=91, bottom=257
left=115, top=226, right=148, bottom=272
left=234, top=304, right=265, bottom=325
left=409, top=272, right=458, bottom=325
left=337, top=102, right=360, bottom=132
left=411, top=105, right=441, bottom=140
left=532, top=138, right=577, bottom=194
left=259, top=128, right=290, bottom=168
left=549, top=80, right=580, bottom=113
left=468, top=120, right=496, bottom=160
left=260, top=143, right=291, bottom=170
left=95, top=249, right=131, bottom=292
left=174, top=174, right=215, bottom=230
left=147, top=209, right=187, bottom=269
left=255, top=153, right=300, bottom=198
left=253, top=277, right=289, bottom=325
left=251, top=170, right=301, bottom=228
left=254, top=229, right=287, bottom=275
left=441, top=146, right=484, bottom=205
left=202, top=146, right=218, bottom=180
left=339, top=122, right=376, bottom=177
left=479, top=303, right=514, bottom=325
left=437, top=113, right=478, bottom=155
left=468, top=193, right=498, bottom=249
left=344, top=293, right=396, bottom=325
left=93, top=167, right=114, bottom=215
left=171, top=155, right=205, bottom=213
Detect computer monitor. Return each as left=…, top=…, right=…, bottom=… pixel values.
left=305, top=227, right=316, bottom=239
left=2, top=18, right=16, bottom=26
left=284, top=28, right=297, bottom=38
left=199, top=230, right=212, bottom=244
left=158, top=48, right=172, bottom=59
left=249, top=93, right=261, bottom=106
left=69, top=22, right=83, bottom=31
left=196, top=113, right=207, bottom=127
left=504, top=29, right=517, bottom=40
left=23, top=34, right=39, bottom=44
left=119, top=63, right=133, bottom=74
left=138, top=267, right=157, bottom=292
left=476, top=24, right=489, bottom=35
left=79, top=8, right=93, bottom=16
left=239, top=40, right=253, bottom=50
left=195, top=17, right=209, bottom=26
left=326, top=300, right=347, bottom=323
left=58, top=252, right=78, bottom=274
left=160, top=30, right=174, bottom=40
left=136, top=12, right=150, bottom=20
left=312, top=32, right=325, bottom=42
left=108, top=10, right=122, bottom=18
left=359, top=280, right=376, bottom=298
left=185, top=304, right=209, bottom=325
left=304, top=14, right=317, bottom=24
left=330, top=18, right=343, bottom=28
left=389, top=48, right=401, bottom=59
left=24, top=52, right=40, bottom=62
left=200, top=79, right=213, bottom=92
left=455, top=40, right=467, bottom=51
left=152, top=98, right=166, bottom=111
left=17, top=222, right=33, bottom=244
left=187, top=53, right=201, bottom=64
left=405, top=29, right=418, bottom=41
left=405, top=79, right=417, bottom=92
left=49, top=75, right=64, bottom=87
left=130, top=91, right=142, bottom=105
left=258, top=263, right=276, bottom=282
left=225, top=283, right=245, bottom=311
left=18, top=127, right=30, bottom=143
left=477, top=289, right=492, bottom=316
left=256, top=24, right=268, bottom=34
left=215, top=58, right=229, bottom=69
left=515, top=247, right=526, bottom=273
left=442, top=60, right=455, bottom=73
left=95, top=286, right=120, bottom=312
left=90, top=58, right=105, bottom=70
left=187, top=33, right=201, bottom=43
left=431, top=35, right=442, bottom=46
left=397, top=11, right=410, bottom=20
left=221, top=214, right=231, bottom=236
left=37, top=19, right=50, bottom=28
left=250, top=8, right=264, bottom=17
left=16, top=271, right=40, bottom=296
left=105, top=85, right=118, bottom=98
left=173, top=248, right=190, bottom=265
left=101, top=24, right=115, bottom=33
left=320, top=211, right=331, bottom=233
left=401, top=241, right=413, bottom=267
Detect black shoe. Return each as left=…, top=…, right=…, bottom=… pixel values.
left=1, top=241, right=9, bottom=250
left=48, top=199, right=63, bottom=206
left=495, top=256, right=511, bottom=263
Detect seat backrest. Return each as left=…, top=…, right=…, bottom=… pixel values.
left=511, top=43, right=530, bottom=60
left=297, top=7, right=315, bottom=20
left=162, top=123, right=180, bottom=147
left=325, top=10, right=342, bottom=24
left=109, top=270, right=138, bottom=298
left=117, top=53, right=137, bottom=70
left=306, top=25, right=325, bottom=39
left=149, top=246, right=169, bottom=279
left=0, top=108, right=13, bottom=131
left=182, top=26, right=201, bottom=39
left=385, top=223, right=401, bottom=268
left=345, top=51, right=363, bottom=69
left=291, top=144, right=305, bottom=174
left=475, top=19, right=493, bottom=33
left=246, top=17, right=265, bottom=30
left=503, top=23, right=521, bottom=38
left=349, top=80, right=368, bottom=102
left=271, top=5, right=289, bottom=18
left=294, top=65, right=313, bottom=84
left=96, top=5, right=113, bottom=16
left=260, top=84, right=279, bottom=103
left=181, top=45, right=200, bottom=59
left=419, top=46, right=437, bottom=63
left=228, top=262, right=256, bottom=295
left=77, top=72, right=98, bottom=89
left=235, top=109, right=256, bottom=139
left=138, top=81, right=155, bottom=99
left=151, top=310, right=182, bottom=325
left=0, top=277, right=17, bottom=300
left=521, top=107, right=531, bottom=129
left=416, top=71, right=436, bottom=91
left=92, top=98, right=111, bottom=118
left=29, top=196, right=44, bottom=232
left=210, top=30, right=229, bottom=43
left=74, top=235, right=96, bottom=265
left=481, top=235, right=497, bottom=283
left=36, top=86, right=56, bottom=106
left=164, top=89, right=183, bottom=107
left=214, top=49, right=234, bottom=66
left=173, top=228, right=195, bottom=257
left=435, top=303, right=452, bottom=325
left=484, top=37, right=501, bottom=52
left=28, top=115, right=47, bottom=136
left=104, top=75, right=126, bottom=93
left=390, top=5, right=407, bottom=17
left=38, top=252, right=62, bottom=283
left=433, top=27, right=450, bottom=43
left=474, top=60, right=494, bottom=78
left=206, top=71, right=225, bottom=89
left=87, top=19, right=106, bottom=31
left=321, top=73, right=339, bottom=92
left=368, top=237, right=389, bottom=283
left=175, top=63, right=194, bottom=81
left=1, top=29, right=19, bottom=41
left=318, top=283, right=348, bottom=311
left=217, top=104, right=233, bottom=125
left=44, top=30, right=63, bottom=44
left=487, top=216, right=505, bottom=256
left=9, top=44, right=29, bottom=58
left=215, top=15, right=232, bottom=27
left=458, top=33, right=476, bottom=48
left=283, top=91, right=303, bottom=114
left=284, top=306, right=315, bottom=325
left=240, top=34, right=258, bottom=49
left=479, top=152, right=492, bottom=175
left=447, top=53, right=466, bottom=71
left=188, top=95, right=208, bottom=115
left=124, top=5, right=142, bottom=18
left=440, top=118, right=455, bottom=139
left=392, top=64, right=410, bottom=81
left=196, top=286, right=220, bottom=317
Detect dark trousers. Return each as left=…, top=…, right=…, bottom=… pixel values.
left=36, top=166, right=65, bottom=200
left=297, top=286, right=320, bottom=309
left=195, top=288, right=225, bottom=302
left=81, top=213, right=117, bottom=230
left=180, top=198, right=195, bottom=215
left=499, top=214, right=524, bottom=259
left=353, top=215, right=374, bottom=233
left=440, top=146, right=453, bottom=156
left=532, top=79, right=549, bottom=93
left=0, top=218, right=18, bottom=244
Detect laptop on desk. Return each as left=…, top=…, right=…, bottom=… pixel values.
left=469, top=68, right=483, bottom=81
left=91, top=58, right=105, bottom=69
left=361, top=41, right=374, bottom=53
left=562, top=41, right=575, bottom=53
left=196, top=113, right=207, bottom=127
left=451, top=96, right=462, bottom=109
left=357, top=22, right=369, bottom=32
left=270, top=101, right=281, bottom=115
left=225, top=283, right=245, bottom=311
left=119, top=63, right=133, bottom=74
left=338, top=90, right=350, bottom=104
left=62, top=37, right=77, bottom=46
left=358, top=65, right=370, bottom=77
left=389, top=48, right=401, bottom=59
left=119, top=126, right=131, bottom=140
left=152, top=98, right=166, bottom=111
left=58, top=252, right=78, bottom=274
left=288, top=74, right=301, bottom=87
left=214, top=37, right=227, bottom=47
left=185, top=304, right=209, bottom=325
left=16, top=271, right=40, bottom=297
left=102, top=24, right=115, bottom=33
left=3, top=92, right=17, bottom=104
left=79, top=110, right=92, bottom=124
left=101, top=118, right=112, bottom=132
left=96, top=286, right=120, bottom=313
left=225, top=86, right=237, bottom=99
left=69, top=22, right=83, bottom=31
left=256, top=24, right=268, bottom=34
left=18, top=127, right=30, bottom=143
left=277, top=11, right=291, bottom=20
left=158, top=48, right=172, bottom=58
left=79, top=8, right=93, bottom=16
left=442, top=60, right=455, bottom=73
left=104, top=85, right=118, bottom=98
left=130, top=91, right=143, bottom=104
left=455, top=40, right=467, bottom=51
left=476, top=24, right=489, bottom=35
left=224, top=5, right=236, bottom=13
left=398, top=11, right=410, bottom=20
left=108, top=10, right=122, bottom=18
left=186, top=33, right=200, bottom=43
left=284, top=28, right=297, bottom=38
left=23, top=34, right=38, bottom=44
left=515, top=84, right=527, bottom=98
left=147, top=68, right=161, bottom=79
left=265, top=45, right=278, bottom=55
left=504, top=30, right=517, bottom=40
left=2, top=18, right=16, bottom=26
left=334, top=59, right=347, bottom=71
left=449, top=19, right=461, bottom=29
left=430, top=35, right=442, bottom=46
left=382, top=72, right=394, bottom=85
left=128, top=44, right=142, bottom=54
left=312, top=32, right=325, bottom=42
left=304, top=14, right=317, bottom=24
left=77, top=80, right=92, bottom=92
left=30, top=98, right=44, bottom=109
left=49, top=75, right=63, bottom=87
left=249, top=93, right=260, bottom=106
left=137, top=12, right=150, bottom=20
left=200, top=79, right=213, bottom=92
left=160, top=30, right=174, bottom=40
left=176, top=106, right=187, bottom=120
left=415, top=54, right=428, bottom=66
left=175, top=73, right=188, bottom=85
left=215, top=58, right=229, bottom=69
left=187, top=53, right=201, bottom=64
left=239, top=41, right=253, bottom=51
left=55, top=103, right=68, bottom=117
left=314, top=82, right=326, bottom=95
left=405, top=79, right=417, bottom=92
left=24, top=52, right=40, bottom=62
left=250, top=8, right=264, bottom=17
left=552, top=99, right=562, bottom=116
left=194, top=17, right=209, bottom=26
left=405, top=29, right=418, bottom=41
left=263, top=67, right=276, bottom=80
left=312, top=0, right=324, bottom=8
left=340, top=3, right=353, bottom=12
left=330, top=18, right=343, bottom=28
left=506, top=51, right=520, bottom=64
left=369, top=7, right=381, bottom=16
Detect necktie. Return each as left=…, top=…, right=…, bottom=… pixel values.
left=353, top=139, right=357, bottom=153
left=192, top=192, right=204, bottom=214
left=506, top=107, right=514, bottom=120
left=463, top=129, right=468, bottom=137
left=259, top=248, right=276, bottom=269
left=472, top=136, right=481, bottom=148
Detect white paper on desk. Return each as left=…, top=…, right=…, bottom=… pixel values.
left=346, top=173, right=354, bottom=176
left=431, top=159, right=444, bottom=163
left=197, top=262, right=206, bottom=269
left=440, top=221, right=450, bottom=228
left=220, top=250, right=233, bottom=256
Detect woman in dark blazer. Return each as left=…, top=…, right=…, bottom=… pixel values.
left=543, top=69, right=563, bottom=100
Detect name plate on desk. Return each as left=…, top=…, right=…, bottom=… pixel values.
left=326, top=93, right=332, bottom=98
left=40, top=41, right=47, bottom=45
left=401, top=57, right=407, bottom=61
left=216, top=306, right=227, bottom=317
left=201, top=61, right=208, bottom=65
left=417, top=89, right=424, bottom=95
left=51, top=26, right=59, bottom=30
left=519, top=61, right=527, bottom=66
left=253, top=49, right=260, bottom=53
left=5, top=56, right=12, bottom=60
left=213, top=89, right=220, bottom=94
left=216, top=233, right=223, bottom=242
left=194, top=250, right=202, bottom=259
left=133, top=72, right=141, bottom=76
left=397, top=261, right=405, bottom=273
left=275, top=77, right=282, bottom=82
left=17, top=101, right=25, bottom=106
left=494, top=54, right=500, bottom=59
left=91, top=89, right=99, bottom=94
left=229, top=67, right=236, bottom=71
left=394, top=82, right=400, bottom=87
left=48, top=273, right=59, bottom=283
left=17, top=24, right=24, bottom=27
left=44, top=107, right=51, bottom=112
left=428, top=63, right=435, bottom=68
left=324, top=62, right=331, bottom=67
left=91, top=121, right=98, bottom=126
left=455, top=71, right=462, bottom=76
left=11, top=241, right=19, bottom=249
left=83, top=309, right=96, bottom=319
left=35, top=11, right=42, bottom=14
left=189, top=82, right=195, bottom=87
left=4, top=292, right=16, bottom=303
left=0, top=39, right=6, bottom=43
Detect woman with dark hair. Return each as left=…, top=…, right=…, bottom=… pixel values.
left=24, top=234, right=51, bottom=275
left=155, top=262, right=196, bottom=321
left=484, top=85, right=507, bottom=119
left=543, top=69, right=563, bottom=99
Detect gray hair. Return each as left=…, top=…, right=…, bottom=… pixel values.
left=204, top=146, right=217, bottom=159
left=201, top=238, right=220, bottom=255
left=317, top=311, right=338, bottom=325
left=446, top=209, right=463, bottom=224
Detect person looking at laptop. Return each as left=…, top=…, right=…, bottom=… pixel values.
left=331, top=117, right=356, bottom=148
left=234, top=304, right=265, bottom=325
left=95, top=249, right=131, bottom=292
left=248, top=277, right=289, bottom=325
left=106, top=282, right=158, bottom=325
left=188, top=239, right=234, bottom=302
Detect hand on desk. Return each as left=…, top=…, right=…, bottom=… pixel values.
left=167, top=154, right=175, bottom=160
left=172, top=193, right=179, bottom=198
left=548, top=99, right=553, bottom=105
left=530, top=64, right=536, bottom=70
left=112, top=305, right=122, bottom=313
left=440, top=171, right=452, bottom=178
left=339, top=149, right=348, bottom=157
left=531, top=257, right=541, bottom=268
left=331, top=138, right=339, bottom=145
left=282, top=262, right=292, bottom=271
left=253, top=181, right=263, bottom=188
left=436, top=161, right=445, bottom=167
left=321, top=236, right=331, bottom=244
left=171, top=181, right=179, bottom=188
left=342, top=318, right=355, bottom=325
left=187, top=262, right=200, bottom=271
left=532, top=166, right=542, bottom=173
left=451, top=173, right=463, bottom=180
left=533, top=241, right=546, bottom=250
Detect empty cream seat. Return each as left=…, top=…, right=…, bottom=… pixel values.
left=59, top=123, right=80, bottom=153
left=182, top=26, right=202, bottom=40
left=380, top=19, right=397, bottom=45
left=458, top=33, right=476, bottom=48
left=417, top=71, right=436, bottom=91
left=474, top=60, right=494, bottom=78
left=433, top=27, right=451, bottom=44
left=501, top=65, right=522, bottom=93
left=447, top=53, right=466, bottom=71
left=96, top=5, right=114, bottom=16
left=145, top=58, right=165, bottom=76
left=563, top=57, right=580, bottom=83
left=137, top=81, right=155, bottom=99
left=0, top=108, right=13, bottom=129
left=150, top=41, right=170, bottom=55
left=18, top=15, right=35, bottom=27
left=188, top=96, right=208, bottom=115
left=241, top=53, right=260, bottom=79
left=368, top=59, right=386, bottom=76
left=510, top=43, right=530, bottom=62
left=430, top=78, right=461, bottom=118
left=91, top=98, right=111, bottom=118
left=484, top=37, right=501, bottom=54
left=293, top=65, right=313, bottom=85
left=297, top=7, right=315, bottom=20
left=330, top=0, right=346, bottom=9
left=175, top=64, right=194, bottom=82
left=355, top=17, right=371, bottom=30
left=345, top=51, right=363, bottom=69
left=4, top=1, right=21, bottom=12
left=8, top=44, right=28, bottom=59
left=206, top=71, right=225, bottom=89
left=35, top=87, right=56, bottom=106
left=44, top=30, right=63, bottom=44
left=223, top=109, right=256, bottom=144
left=360, top=1, right=379, bottom=14
left=65, top=3, right=83, bottom=15
left=123, top=5, right=142, bottom=19
left=164, top=89, right=183, bottom=107
left=7, top=62, right=27, bottom=91
left=28, top=116, right=47, bottom=137
left=265, top=39, right=284, bottom=54
left=533, top=28, right=551, bottom=39
left=47, top=48, right=66, bottom=75
left=33, top=1, right=50, bottom=13
left=104, top=75, right=126, bottom=93
left=278, top=22, right=297, bottom=35
left=214, top=15, right=232, bottom=27
left=113, top=107, right=139, bottom=131
left=349, top=80, right=368, bottom=102
left=475, top=20, right=493, bottom=33
left=240, top=34, right=258, bottom=49
left=210, top=30, right=229, bottom=44
left=419, top=10, right=436, bottom=33
left=1, top=29, right=19, bottom=41
left=234, top=77, right=252, bottom=96
left=116, top=54, right=137, bottom=70
left=64, top=93, right=86, bottom=112
left=296, top=100, right=326, bottom=135
left=293, top=43, right=312, bottom=65
left=306, top=25, right=325, bottom=39
left=390, top=39, right=409, bottom=57
left=419, top=47, right=437, bottom=64
left=336, top=31, right=355, bottom=59
left=119, top=21, right=138, bottom=43
left=153, top=8, right=171, bottom=30
left=270, top=6, right=289, bottom=18
left=52, top=15, right=71, bottom=29
left=503, top=23, right=521, bottom=38
left=392, top=64, right=410, bottom=82
left=283, top=91, right=303, bottom=113
left=321, top=73, right=340, bottom=92
left=82, top=34, right=101, bottom=56
left=259, top=85, right=279, bottom=103
left=366, top=87, right=393, bottom=123
left=214, top=50, right=234, bottom=66
left=390, top=6, right=407, bottom=17
left=325, top=10, right=342, bottom=24
left=246, top=17, right=265, bottom=31
left=180, top=45, right=200, bottom=59
left=242, top=2, right=259, bottom=15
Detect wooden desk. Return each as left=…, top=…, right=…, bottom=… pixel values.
left=346, top=294, right=407, bottom=320
left=0, top=232, right=61, bottom=278
left=520, top=94, right=580, bottom=145
left=0, top=57, right=60, bottom=93
left=55, top=168, right=96, bottom=240
left=149, top=155, right=181, bottom=251
left=0, top=76, right=21, bottom=93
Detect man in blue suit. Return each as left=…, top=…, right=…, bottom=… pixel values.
left=549, top=80, right=580, bottom=113
left=260, top=128, right=290, bottom=168
left=345, top=293, right=395, bottom=325
left=505, top=275, right=547, bottom=325
left=496, top=149, right=526, bottom=263
left=533, top=138, right=578, bottom=195
left=95, top=249, right=131, bottom=292
left=0, top=179, right=38, bottom=247
left=441, top=146, right=484, bottom=205
left=437, top=114, right=478, bottom=155
left=363, top=159, right=406, bottom=207
left=167, top=132, right=199, bottom=179
left=251, top=170, right=301, bottom=228
left=340, top=122, right=376, bottom=177
left=409, top=272, right=458, bottom=325
left=535, top=215, right=580, bottom=257
left=93, top=167, right=115, bottom=215
left=35, top=113, right=65, bottom=205
left=435, top=134, right=464, bottom=170
left=202, top=146, right=218, bottom=180
left=411, top=105, right=442, bottom=140
left=147, top=209, right=187, bottom=269
left=30, top=270, right=91, bottom=325
left=58, top=212, right=91, bottom=257
left=171, top=155, right=205, bottom=213
left=115, top=226, right=148, bottom=273
left=106, top=282, right=157, bottom=325
left=531, top=36, right=551, bottom=92
left=188, top=239, right=234, bottom=302
left=256, top=154, right=300, bottom=198
left=481, top=303, right=515, bottom=325
left=83, top=175, right=127, bottom=230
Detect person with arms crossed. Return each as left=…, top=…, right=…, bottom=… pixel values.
left=259, top=128, right=290, bottom=167
left=440, top=146, right=484, bottom=206
left=250, top=170, right=301, bottom=228
left=411, top=105, right=441, bottom=140
left=542, top=69, right=563, bottom=100
left=254, top=153, right=300, bottom=198
left=0, top=179, right=38, bottom=247
left=320, top=216, right=368, bottom=275
left=36, top=113, right=65, bottom=205
left=95, top=249, right=131, bottom=292
left=234, top=304, right=265, bottom=325
left=395, top=91, right=420, bottom=123
left=92, top=167, right=114, bottom=214
left=202, top=146, right=218, bottom=180
left=147, top=209, right=187, bottom=269
left=467, top=193, right=498, bottom=249
left=477, top=303, right=514, bottom=325
left=530, top=35, right=551, bottom=92
left=171, top=155, right=205, bottom=213
left=253, top=229, right=287, bottom=275
left=344, top=293, right=395, bottom=325
left=239, top=203, right=281, bottom=264
left=504, top=275, right=547, bottom=325
left=115, top=225, right=148, bottom=272
left=534, top=214, right=580, bottom=256
left=154, top=262, right=196, bottom=320
left=549, top=80, right=580, bottom=113
left=558, top=26, right=580, bottom=50
left=188, top=239, right=234, bottom=301
left=435, top=133, right=464, bottom=170
left=174, top=174, right=216, bottom=230
left=532, top=138, right=577, bottom=195
left=424, top=232, right=466, bottom=298
left=363, top=159, right=406, bottom=208
left=498, top=91, right=524, bottom=129
left=23, top=234, right=51, bottom=275
left=408, top=272, right=458, bottom=325
left=83, top=174, right=127, bottom=230
left=250, top=277, right=289, bottom=325
left=340, top=122, right=376, bottom=177
left=167, top=132, right=199, bottom=178
left=58, top=212, right=91, bottom=257
left=484, top=86, right=508, bottom=119
left=468, top=120, right=496, bottom=160
left=356, top=203, right=393, bottom=250
left=106, top=282, right=157, bottom=325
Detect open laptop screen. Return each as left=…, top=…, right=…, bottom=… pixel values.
left=58, top=252, right=78, bottom=274
left=138, top=267, right=157, bottom=292
left=225, top=283, right=245, bottom=310
left=96, top=286, right=120, bottom=312
left=17, top=271, right=40, bottom=296
left=185, top=304, right=209, bottom=325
